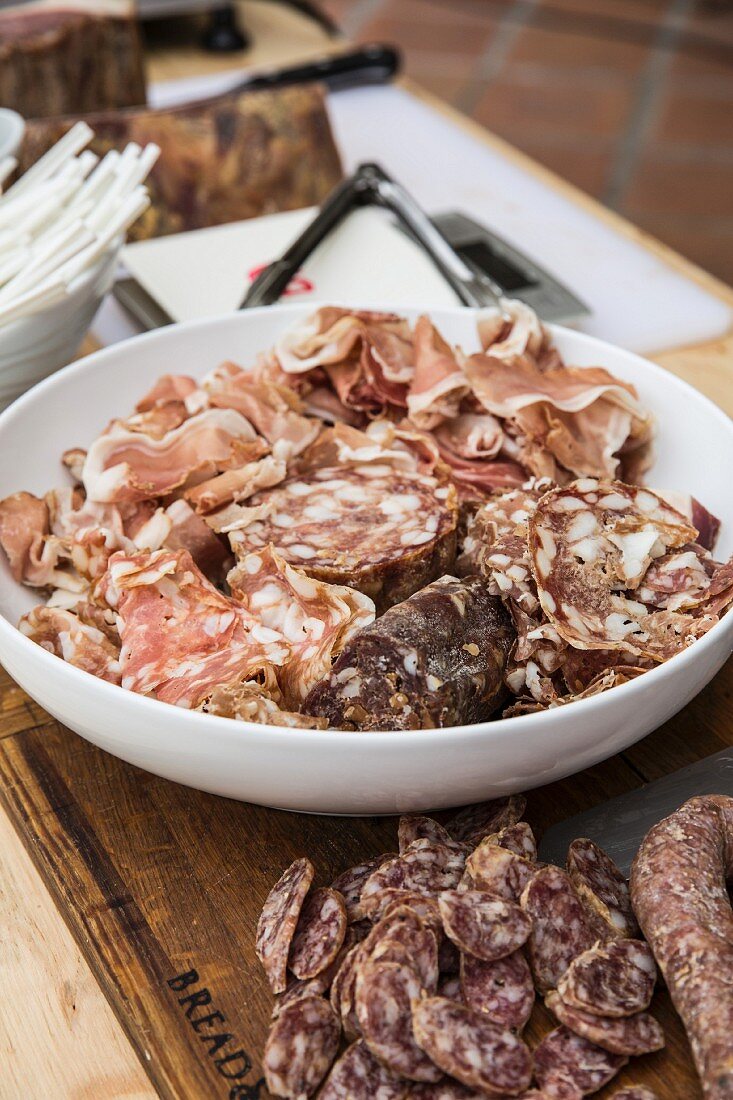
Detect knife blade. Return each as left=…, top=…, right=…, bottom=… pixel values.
left=538, top=749, right=733, bottom=875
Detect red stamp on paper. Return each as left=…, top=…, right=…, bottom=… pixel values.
left=247, top=265, right=314, bottom=296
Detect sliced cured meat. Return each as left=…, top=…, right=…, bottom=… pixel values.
left=305, top=576, right=514, bottom=730
left=556, top=941, right=656, bottom=1019
left=377, top=891, right=444, bottom=937
left=82, top=408, right=261, bottom=503
left=256, top=857, right=314, bottom=994
left=520, top=866, right=598, bottom=993
left=630, top=795, right=733, bottom=1100
left=544, top=992, right=664, bottom=1056
left=263, top=995, right=340, bottom=1099
left=438, top=972, right=464, bottom=1001
left=406, top=314, right=470, bottom=430
left=566, top=839, right=639, bottom=939
left=398, top=815, right=453, bottom=853
left=197, top=680, right=326, bottom=728
left=228, top=546, right=374, bottom=706
left=465, top=843, right=537, bottom=902
left=608, top=1089, right=659, bottom=1100
left=97, top=548, right=288, bottom=708
left=460, top=950, right=535, bottom=1032
left=330, top=940, right=364, bottom=1039
left=407, top=1081, right=527, bottom=1099
left=0, top=491, right=51, bottom=584
left=655, top=489, right=720, bottom=552
left=332, top=853, right=398, bottom=923
left=228, top=461, right=458, bottom=613
left=412, top=995, right=533, bottom=1096
left=369, top=923, right=439, bottom=994
left=528, top=481, right=709, bottom=662
left=355, top=961, right=442, bottom=1082
left=533, top=1026, right=628, bottom=1097
left=438, top=890, right=532, bottom=961
left=163, top=498, right=232, bottom=582
left=490, top=821, right=538, bottom=862
left=288, top=887, right=348, bottom=981
left=360, top=840, right=467, bottom=913
left=318, top=1039, right=409, bottom=1100
left=446, top=795, right=527, bottom=846
left=19, top=604, right=122, bottom=684
left=185, top=452, right=286, bottom=514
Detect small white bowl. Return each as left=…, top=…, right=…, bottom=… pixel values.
left=0, top=303, right=731, bottom=814
left=0, top=108, right=25, bottom=161
left=0, top=240, right=120, bottom=411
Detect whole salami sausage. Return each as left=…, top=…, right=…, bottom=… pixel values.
left=630, top=795, right=733, bottom=1100
left=304, top=575, right=515, bottom=730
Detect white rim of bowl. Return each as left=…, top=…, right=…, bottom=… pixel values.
left=0, top=302, right=730, bottom=749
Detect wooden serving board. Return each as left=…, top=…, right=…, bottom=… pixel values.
left=1, top=652, right=731, bottom=1100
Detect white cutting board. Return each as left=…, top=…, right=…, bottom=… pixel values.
left=94, top=75, right=731, bottom=354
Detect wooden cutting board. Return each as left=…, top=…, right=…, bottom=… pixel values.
left=2, top=650, right=731, bottom=1099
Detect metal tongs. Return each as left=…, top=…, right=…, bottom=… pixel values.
left=240, top=162, right=506, bottom=311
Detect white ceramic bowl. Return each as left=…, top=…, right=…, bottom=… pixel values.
left=0, top=241, right=120, bottom=412
left=0, top=304, right=731, bottom=814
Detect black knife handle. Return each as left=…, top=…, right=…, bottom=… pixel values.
left=240, top=44, right=401, bottom=94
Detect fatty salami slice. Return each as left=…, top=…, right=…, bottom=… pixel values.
left=567, top=839, right=639, bottom=939
left=263, top=995, right=340, bottom=1099
left=332, top=853, right=398, bottom=923
left=304, top=575, right=515, bottom=730
left=438, top=890, right=532, bottom=961
left=556, top=940, right=656, bottom=1018
left=520, top=866, right=597, bottom=993
left=378, top=890, right=445, bottom=936
left=360, top=839, right=467, bottom=913
left=230, top=463, right=459, bottom=612
left=370, top=925, right=440, bottom=993
left=446, top=795, right=527, bottom=846
left=399, top=814, right=453, bottom=853
left=544, top=992, right=664, bottom=1056
left=412, top=996, right=533, bottom=1096
left=630, top=795, right=733, bottom=1100
left=489, top=821, right=538, bottom=861
left=355, top=960, right=442, bottom=1082
left=319, top=1039, right=409, bottom=1100
left=330, top=940, right=364, bottom=1039
left=256, top=857, right=314, bottom=993
left=288, top=886, right=348, bottom=981
left=460, top=950, right=535, bottom=1032
left=533, top=1026, right=628, bottom=1097
left=466, top=843, right=537, bottom=902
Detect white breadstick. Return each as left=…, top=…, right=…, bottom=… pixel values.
left=1, top=121, right=93, bottom=200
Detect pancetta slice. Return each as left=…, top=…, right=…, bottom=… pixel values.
left=82, top=408, right=261, bottom=504
left=406, top=315, right=470, bottom=429
left=97, top=548, right=288, bottom=707
left=228, top=546, right=375, bottom=706
left=19, top=604, right=122, bottom=683
left=528, top=480, right=712, bottom=660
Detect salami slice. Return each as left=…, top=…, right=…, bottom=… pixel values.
left=545, top=992, right=664, bottom=1056
left=488, top=821, right=538, bottom=861
left=330, top=940, right=364, bottom=1039
left=229, top=463, right=459, bottom=613
left=446, top=795, right=527, bottom=846
left=378, top=891, right=445, bottom=937
left=460, top=950, right=535, bottom=1032
left=520, top=866, right=598, bottom=993
left=438, top=889, right=532, bottom=961
left=318, top=1039, right=409, bottom=1100
left=263, top=995, right=340, bottom=1099
left=528, top=481, right=702, bottom=661
left=566, top=839, right=639, bottom=939
left=355, top=960, right=442, bottom=1082
left=256, top=857, right=314, bottom=993
left=288, top=886, right=348, bottom=981
left=304, top=575, right=514, bottom=730
left=412, top=996, right=533, bottom=1096
left=630, top=795, right=733, bottom=1100
left=399, top=814, right=453, bottom=852
left=407, top=1081, right=527, bottom=1099
left=360, top=840, right=467, bottom=913
left=556, top=940, right=656, bottom=1019
left=332, top=853, right=398, bottom=923
left=466, top=843, right=537, bottom=902
left=533, top=1026, right=628, bottom=1098
left=370, top=924, right=440, bottom=993
left=609, top=1089, right=659, bottom=1100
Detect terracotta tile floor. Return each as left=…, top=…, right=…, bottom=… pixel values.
left=318, top=0, right=733, bottom=286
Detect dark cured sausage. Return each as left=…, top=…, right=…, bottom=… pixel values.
left=630, top=795, right=733, bottom=1100
left=304, top=575, right=514, bottom=730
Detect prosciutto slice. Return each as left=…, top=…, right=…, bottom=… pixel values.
left=82, top=408, right=261, bottom=504
left=406, top=315, right=470, bottom=429
left=228, top=546, right=375, bottom=706
left=97, top=548, right=288, bottom=707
